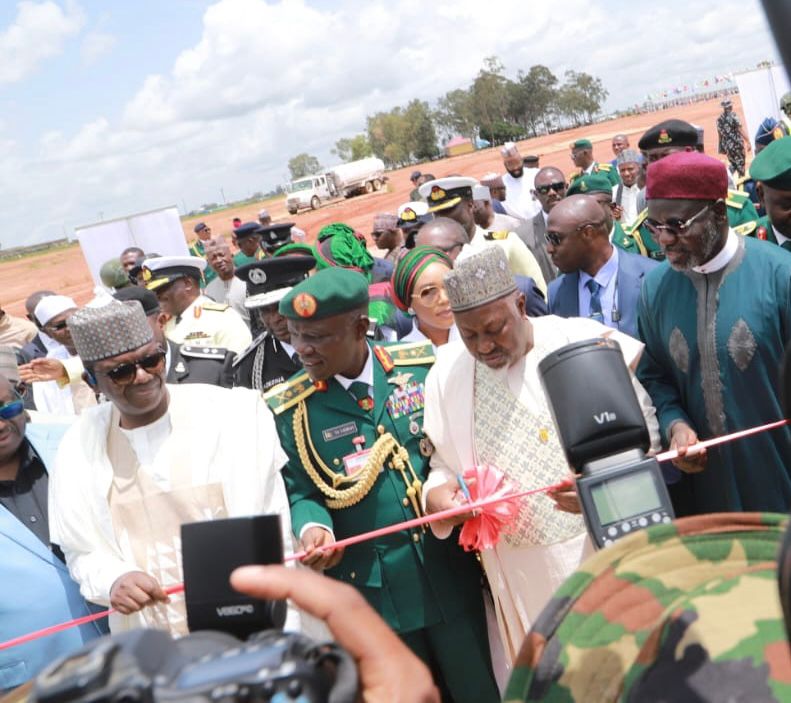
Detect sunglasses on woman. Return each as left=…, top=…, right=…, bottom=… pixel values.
left=412, top=284, right=445, bottom=306
left=99, top=349, right=167, bottom=386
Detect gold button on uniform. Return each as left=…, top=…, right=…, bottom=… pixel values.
left=412, top=533, right=420, bottom=543
left=350, top=572, right=356, bottom=579
left=402, top=498, right=410, bottom=507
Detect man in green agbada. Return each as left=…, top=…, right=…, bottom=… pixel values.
left=265, top=267, right=499, bottom=703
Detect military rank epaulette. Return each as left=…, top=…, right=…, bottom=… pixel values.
left=735, top=172, right=751, bottom=189
left=180, top=345, right=229, bottom=360
left=726, top=189, right=749, bottom=210
left=484, top=230, right=509, bottom=241
left=264, top=371, right=319, bottom=415
left=231, top=331, right=269, bottom=368
left=596, top=162, right=614, bottom=171
left=201, top=301, right=230, bottom=312
left=734, top=221, right=758, bottom=237
left=377, top=340, right=435, bottom=368
left=625, top=209, right=648, bottom=234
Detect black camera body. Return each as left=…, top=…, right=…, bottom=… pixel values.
left=538, top=338, right=675, bottom=548
left=31, top=628, right=358, bottom=703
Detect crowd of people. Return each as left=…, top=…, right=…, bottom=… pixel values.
left=2, top=97, right=791, bottom=702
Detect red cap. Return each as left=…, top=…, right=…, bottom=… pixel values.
left=646, top=151, right=728, bottom=201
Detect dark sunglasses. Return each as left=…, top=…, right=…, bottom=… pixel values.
left=47, top=320, right=69, bottom=331
left=544, top=220, right=606, bottom=247
left=644, top=200, right=719, bottom=238
left=535, top=181, right=566, bottom=195
left=0, top=399, right=24, bottom=420
left=100, top=349, right=167, bottom=386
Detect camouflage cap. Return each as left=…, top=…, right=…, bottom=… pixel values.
left=504, top=512, right=790, bottom=703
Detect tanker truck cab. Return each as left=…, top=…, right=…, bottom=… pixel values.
left=285, top=174, right=335, bottom=214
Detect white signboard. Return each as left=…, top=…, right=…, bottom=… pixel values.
left=75, top=205, right=189, bottom=287
left=733, top=65, right=790, bottom=143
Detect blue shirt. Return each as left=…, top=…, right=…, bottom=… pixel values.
left=578, top=246, right=619, bottom=328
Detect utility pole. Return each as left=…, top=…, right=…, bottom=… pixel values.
left=220, top=188, right=226, bottom=204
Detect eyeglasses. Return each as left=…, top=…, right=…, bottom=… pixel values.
left=99, top=349, right=167, bottom=386
left=644, top=200, right=720, bottom=238
left=47, top=320, right=69, bottom=331
left=544, top=220, right=606, bottom=246
left=535, top=181, right=566, bottom=195
left=0, top=399, right=24, bottom=421
left=412, top=284, right=445, bottom=306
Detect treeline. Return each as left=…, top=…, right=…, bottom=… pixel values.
left=337, top=56, right=608, bottom=169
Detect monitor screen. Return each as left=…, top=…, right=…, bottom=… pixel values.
left=590, top=470, right=663, bottom=525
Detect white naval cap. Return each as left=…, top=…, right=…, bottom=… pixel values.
left=418, top=176, right=478, bottom=213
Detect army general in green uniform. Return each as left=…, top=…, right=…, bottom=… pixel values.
left=265, top=267, right=499, bottom=703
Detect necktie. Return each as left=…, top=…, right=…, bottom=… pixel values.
left=586, top=279, right=604, bottom=323
left=348, top=381, right=374, bottom=412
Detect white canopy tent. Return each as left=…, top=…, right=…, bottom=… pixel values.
left=733, top=65, right=790, bottom=143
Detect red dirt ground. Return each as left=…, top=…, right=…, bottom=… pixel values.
left=0, top=97, right=741, bottom=318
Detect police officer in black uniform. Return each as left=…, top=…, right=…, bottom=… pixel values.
left=232, top=255, right=315, bottom=392
left=113, top=287, right=234, bottom=387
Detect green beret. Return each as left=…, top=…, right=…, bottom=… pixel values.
left=567, top=172, right=613, bottom=196
left=279, top=267, right=369, bottom=320
left=572, top=139, right=593, bottom=150
left=273, top=241, right=317, bottom=258
left=750, top=136, right=791, bottom=190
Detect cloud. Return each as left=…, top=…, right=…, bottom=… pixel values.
left=80, top=29, right=116, bottom=65
left=0, top=0, right=780, bottom=247
left=0, top=0, right=84, bottom=84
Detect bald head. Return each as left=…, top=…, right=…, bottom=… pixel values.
left=415, top=217, right=469, bottom=261
left=545, top=195, right=611, bottom=275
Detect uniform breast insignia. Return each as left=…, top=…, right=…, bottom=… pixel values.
left=388, top=371, right=413, bottom=390
left=175, top=361, right=186, bottom=374
left=386, top=381, right=425, bottom=420
left=419, top=437, right=434, bottom=457
left=184, top=332, right=211, bottom=341
left=180, top=345, right=227, bottom=360
left=484, top=230, right=509, bottom=241
left=756, top=226, right=768, bottom=241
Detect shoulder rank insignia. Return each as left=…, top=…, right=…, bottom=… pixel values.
left=180, top=345, right=228, bottom=360
left=484, top=230, right=509, bottom=241
left=202, top=301, right=230, bottom=312
left=264, top=371, right=319, bottom=415
left=386, top=340, right=435, bottom=366
left=596, top=162, right=613, bottom=171
left=726, top=190, right=746, bottom=209
left=373, top=345, right=395, bottom=373
left=734, top=221, right=757, bottom=237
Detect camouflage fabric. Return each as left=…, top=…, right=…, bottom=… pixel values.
left=504, top=513, right=791, bottom=702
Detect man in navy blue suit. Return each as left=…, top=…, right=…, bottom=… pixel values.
left=546, top=195, right=657, bottom=338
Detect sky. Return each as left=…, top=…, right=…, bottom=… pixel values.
left=0, top=0, right=780, bottom=248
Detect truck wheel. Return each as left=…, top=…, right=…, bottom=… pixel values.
left=372, top=179, right=382, bottom=191
left=288, top=208, right=298, bottom=215
left=310, top=196, right=320, bottom=210
left=364, top=181, right=374, bottom=194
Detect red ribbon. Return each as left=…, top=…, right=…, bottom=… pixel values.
left=1, top=418, right=787, bottom=651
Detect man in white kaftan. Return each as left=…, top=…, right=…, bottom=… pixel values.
left=48, top=299, right=298, bottom=635
left=421, top=248, right=660, bottom=676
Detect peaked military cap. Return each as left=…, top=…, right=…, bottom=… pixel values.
left=571, top=138, right=593, bottom=150
left=397, top=201, right=432, bottom=229
left=750, top=136, right=791, bottom=190
left=142, top=256, right=206, bottom=291
left=418, top=176, right=477, bottom=213
left=236, top=254, right=316, bottom=309
left=566, top=172, right=613, bottom=196
left=233, top=222, right=263, bottom=239
left=279, top=267, right=369, bottom=321
left=259, top=222, right=294, bottom=253
left=638, top=119, right=698, bottom=150
left=113, top=285, right=161, bottom=316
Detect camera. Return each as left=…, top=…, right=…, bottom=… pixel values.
left=538, top=337, right=675, bottom=548
left=29, top=627, right=358, bottom=703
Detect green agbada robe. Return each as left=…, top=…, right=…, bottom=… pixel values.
left=636, top=235, right=791, bottom=515
left=267, top=340, right=499, bottom=703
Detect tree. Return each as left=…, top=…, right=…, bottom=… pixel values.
left=403, top=99, right=439, bottom=160
left=434, top=88, right=477, bottom=142
left=331, top=134, right=373, bottom=162
left=287, top=153, right=323, bottom=180
left=470, top=56, right=513, bottom=144
left=367, top=109, right=410, bottom=167
left=556, top=70, right=608, bottom=126
left=509, top=65, right=559, bottom=136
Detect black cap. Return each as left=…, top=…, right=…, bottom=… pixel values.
left=638, top=119, right=698, bottom=151
left=233, top=222, right=263, bottom=240
left=523, top=155, right=539, bottom=164
left=234, top=255, right=316, bottom=306
left=410, top=170, right=422, bottom=181
left=113, top=285, right=161, bottom=316
left=259, top=222, right=295, bottom=254
left=193, top=222, right=208, bottom=233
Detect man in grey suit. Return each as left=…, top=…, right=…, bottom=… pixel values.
left=515, top=166, right=567, bottom=284
left=545, top=195, right=658, bottom=338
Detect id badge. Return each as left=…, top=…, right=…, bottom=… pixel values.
left=342, top=449, right=373, bottom=476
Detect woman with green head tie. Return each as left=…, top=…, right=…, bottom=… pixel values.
left=391, top=245, right=458, bottom=348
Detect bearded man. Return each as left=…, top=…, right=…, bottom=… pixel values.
left=636, top=151, right=791, bottom=516
left=421, top=247, right=660, bottom=671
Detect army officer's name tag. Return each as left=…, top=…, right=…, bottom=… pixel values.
left=322, top=421, right=358, bottom=442
left=343, top=448, right=373, bottom=476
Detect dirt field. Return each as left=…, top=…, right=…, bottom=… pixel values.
left=0, top=97, right=741, bottom=318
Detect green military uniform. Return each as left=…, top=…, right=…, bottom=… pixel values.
left=188, top=239, right=217, bottom=286
left=232, top=250, right=266, bottom=268
left=504, top=512, right=791, bottom=702
left=753, top=214, right=791, bottom=249
left=268, top=268, right=499, bottom=703
left=568, top=161, right=620, bottom=188
left=749, top=136, right=791, bottom=250
left=626, top=190, right=759, bottom=262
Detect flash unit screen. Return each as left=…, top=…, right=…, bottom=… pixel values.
left=590, top=470, right=662, bottom=525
